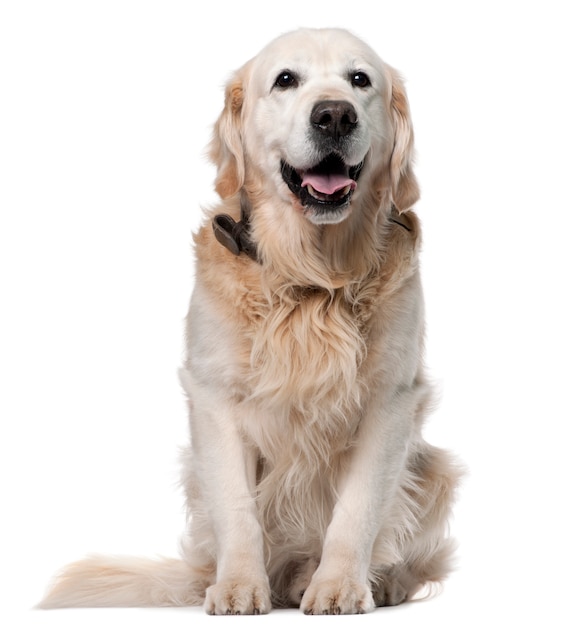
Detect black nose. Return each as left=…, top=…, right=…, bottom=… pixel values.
left=310, top=100, right=358, bottom=140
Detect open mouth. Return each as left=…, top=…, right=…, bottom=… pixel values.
left=281, top=154, right=364, bottom=210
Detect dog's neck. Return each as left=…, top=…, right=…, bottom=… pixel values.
left=212, top=191, right=411, bottom=267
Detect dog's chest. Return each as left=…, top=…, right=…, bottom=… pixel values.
left=194, top=222, right=399, bottom=417
left=244, top=287, right=372, bottom=421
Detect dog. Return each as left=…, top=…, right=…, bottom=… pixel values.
left=40, top=27, right=461, bottom=615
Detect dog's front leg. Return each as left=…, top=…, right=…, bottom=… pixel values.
left=189, top=389, right=271, bottom=615
left=300, top=397, right=413, bottom=615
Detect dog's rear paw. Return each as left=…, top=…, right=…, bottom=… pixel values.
left=287, top=557, right=319, bottom=606
left=372, top=563, right=423, bottom=607
left=204, top=577, right=272, bottom=615
left=300, top=576, right=374, bottom=615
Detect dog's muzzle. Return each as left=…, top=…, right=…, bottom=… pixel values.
left=281, top=100, right=364, bottom=216
left=281, top=154, right=364, bottom=210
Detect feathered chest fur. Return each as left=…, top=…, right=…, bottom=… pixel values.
left=248, top=286, right=369, bottom=416
left=241, top=285, right=372, bottom=474
left=193, top=212, right=419, bottom=458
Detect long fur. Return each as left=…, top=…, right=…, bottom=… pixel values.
left=40, top=28, right=461, bottom=615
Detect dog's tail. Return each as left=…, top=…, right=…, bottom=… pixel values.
left=38, top=555, right=209, bottom=608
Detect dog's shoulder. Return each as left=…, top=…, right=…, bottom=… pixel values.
left=192, top=213, right=266, bottom=325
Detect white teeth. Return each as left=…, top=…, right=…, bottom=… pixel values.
left=306, top=184, right=322, bottom=200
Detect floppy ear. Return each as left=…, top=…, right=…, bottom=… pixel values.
left=208, top=73, right=245, bottom=199
left=388, top=68, right=420, bottom=212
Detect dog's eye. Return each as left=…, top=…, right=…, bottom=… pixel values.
left=274, top=71, right=298, bottom=89
left=350, top=71, right=371, bottom=88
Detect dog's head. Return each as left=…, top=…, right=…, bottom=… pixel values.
left=210, top=28, right=418, bottom=226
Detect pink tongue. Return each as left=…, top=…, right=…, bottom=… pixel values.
left=300, top=172, right=356, bottom=195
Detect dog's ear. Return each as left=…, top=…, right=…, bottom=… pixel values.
left=388, top=68, right=420, bottom=212
left=209, top=73, right=245, bottom=199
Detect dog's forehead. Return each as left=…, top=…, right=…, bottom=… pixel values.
left=251, top=28, right=386, bottom=86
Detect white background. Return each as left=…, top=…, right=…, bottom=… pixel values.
left=1, top=1, right=560, bottom=624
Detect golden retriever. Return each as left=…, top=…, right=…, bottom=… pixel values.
left=40, top=27, right=461, bottom=615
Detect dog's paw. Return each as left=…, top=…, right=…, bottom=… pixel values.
left=287, top=557, right=319, bottom=606
left=300, top=576, right=375, bottom=615
left=372, top=563, right=423, bottom=607
left=204, top=577, right=272, bottom=615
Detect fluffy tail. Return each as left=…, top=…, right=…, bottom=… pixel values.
left=38, top=555, right=209, bottom=609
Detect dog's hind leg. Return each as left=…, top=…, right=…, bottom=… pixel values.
left=372, top=539, right=457, bottom=606
left=371, top=443, right=462, bottom=607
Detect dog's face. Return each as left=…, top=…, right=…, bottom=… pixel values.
left=211, top=29, right=418, bottom=226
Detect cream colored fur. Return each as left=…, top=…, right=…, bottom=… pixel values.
left=40, top=28, right=461, bottom=615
